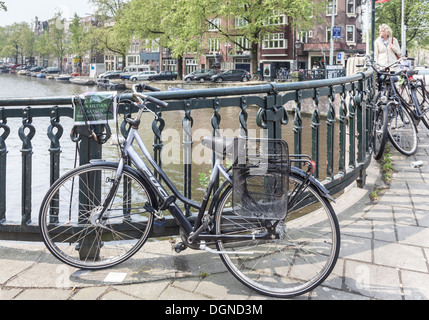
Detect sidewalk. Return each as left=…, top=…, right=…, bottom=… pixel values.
left=1, top=129, right=429, bottom=301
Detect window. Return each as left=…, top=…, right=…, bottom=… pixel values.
left=326, top=0, right=337, bottom=16
left=299, top=31, right=308, bottom=43
left=235, top=17, right=248, bottom=28
left=235, top=37, right=250, bottom=51
left=347, top=0, right=355, bottom=14
left=263, top=33, right=286, bottom=49
left=346, top=25, right=355, bottom=42
left=163, top=59, right=176, bottom=71
left=326, top=27, right=332, bottom=42
left=208, top=38, right=221, bottom=52
left=308, top=30, right=313, bottom=38
left=208, top=18, right=221, bottom=31
left=265, top=11, right=287, bottom=25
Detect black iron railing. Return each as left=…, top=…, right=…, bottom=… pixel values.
left=0, top=69, right=374, bottom=240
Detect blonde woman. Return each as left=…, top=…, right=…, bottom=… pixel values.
left=374, top=24, right=401, bottom=67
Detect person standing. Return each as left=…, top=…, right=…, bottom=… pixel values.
left=374, top=24, right=401, bottom=67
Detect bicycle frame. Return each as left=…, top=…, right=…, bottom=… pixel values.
left=381, top=69, right=429, bottom=123
left=111, top=123, right=231, bottom=239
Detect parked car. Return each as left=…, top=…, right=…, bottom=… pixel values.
left=29, top=66, right=44, bottom=72
left=130, top=71, right=158, bottom=82
left=193, top=69, right=223, bottom=82
left=211, top=69, right=251, bottom=83
left=184, top=69, right=211, bottom=81
left=414, top=67, right=429, bottom=84
left=120, top=65, right=152, bottom=79
left=99, top=70, right=122, bottom=79
left=43, top=67, right=61, bottom=74
left=147, top=71, right=178, bottom=81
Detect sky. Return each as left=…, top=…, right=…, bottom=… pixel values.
left=0, top=0, right=96, bottom=27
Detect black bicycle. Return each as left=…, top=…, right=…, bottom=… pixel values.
left=39, top=84, right=340, bottom=298
left=359, top=57, right=418, bottom=158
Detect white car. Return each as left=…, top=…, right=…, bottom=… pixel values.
left=414, top=67, right=429, bottom=84
left=130, top=71, right=158, bottom=81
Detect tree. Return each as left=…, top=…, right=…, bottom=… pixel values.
left=89, top=0, right=129, bottom=70
left=69, top=14, right=89, bottom=74
left=117, top=0, right=321, bottom=76
left=0, top=23, right=34, bottom=63
left=34, top=32, right=52, bottom=66
left=49, top=12, right=68, bottom=70
left=376, top=0, right=429, bottom=50
left=117, top=0, right=216, bottom=79
left=0, top=1, right=6, bottom=11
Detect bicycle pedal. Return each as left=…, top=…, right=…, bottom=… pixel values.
left=174, top=242, right=187, bottom=253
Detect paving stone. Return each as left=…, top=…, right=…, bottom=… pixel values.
left=401, top=270, right=429, bottom=299
left=14, top=288, right=72, bottom=300
left=373, top=240, right=428, bottom=272
left=344, top=260, right=402, bottom=300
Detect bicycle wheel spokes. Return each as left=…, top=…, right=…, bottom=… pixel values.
left=387, top=102, right=418, bottom=156
left=39, top=164, right=153, bottom=269
left=215, top=171, right=339, bottom=297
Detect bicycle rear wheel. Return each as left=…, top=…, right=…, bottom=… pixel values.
left=387, top=101, right=418, bottom=156
left=39, top=162, right=154, bottom=269
left=214, top=170, right=340, bottom=298
left=372, top=104, right=389, bottom=160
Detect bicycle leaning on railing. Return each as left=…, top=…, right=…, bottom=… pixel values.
left=395, top=65, right=429, bottom=131
left=359, top=56, right=418, bottom=158
left=38, top=84, right=340, bottom=298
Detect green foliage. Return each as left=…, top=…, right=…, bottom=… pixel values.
left=116, top=0, right=320, bottom=74
left=375, top=0, right=429, bottom=50
left=0, top=22, right=34, bottom=61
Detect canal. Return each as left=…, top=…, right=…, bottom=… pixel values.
left=0, top=73, right=337, bottom=223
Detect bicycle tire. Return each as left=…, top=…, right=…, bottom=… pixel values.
left=39, top=162, right=155, bottom=269
left=387, top=101, right=418, bottom=156
left=214, top=169, right=340, bottom=298
left=372, top=104, right=389, bottom=160
left=412, top=81, right=429, bottom=130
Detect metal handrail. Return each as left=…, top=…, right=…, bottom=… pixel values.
left=0, top=69, right=374, bottom=240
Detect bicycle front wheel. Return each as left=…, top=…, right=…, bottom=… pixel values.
left=214, top=170, right=340, bottom=298
left=39, top=163, right=154, bottom=269
left=372, top=104, right=389, bottom=160
left=387, top=102, right=418, bottom=156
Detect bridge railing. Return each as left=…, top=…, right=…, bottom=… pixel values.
left=0, top=69, right=374, bottom=240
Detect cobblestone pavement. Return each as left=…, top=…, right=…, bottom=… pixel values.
left=1, top=126, right=429, bottom=302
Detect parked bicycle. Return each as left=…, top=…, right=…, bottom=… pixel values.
left=39, top=84, right=340, bottom=298
left=395, top=66, right=429, bottom=131
left=359, top=56, right=418, bottom=158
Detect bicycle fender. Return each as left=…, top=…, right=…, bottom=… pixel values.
left=290, top=166, right=335, bottom=202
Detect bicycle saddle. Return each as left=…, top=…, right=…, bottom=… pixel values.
left=201, top=136, right=235, bottom=158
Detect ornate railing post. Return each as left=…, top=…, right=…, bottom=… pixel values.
left=19, top=107, right=35, bottom=225
left=326, top=86, right=336, bottom=180
left=356, top=76, right=367, bottom=187
left=0, top=108, right=9, bottom=223
left=338, top=85, right=348, bottom=174
left=311, top=88, right=321, bottom=179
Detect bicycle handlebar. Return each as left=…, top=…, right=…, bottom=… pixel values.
left=126, top=83, right=169, bottom=109
left=132, top=92, right=169, bottom=109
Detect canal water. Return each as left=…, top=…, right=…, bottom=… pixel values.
left=0, top=73, right=333, bottom=223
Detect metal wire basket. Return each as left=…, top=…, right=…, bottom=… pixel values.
left=232, top=137, right=289, bottom=221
